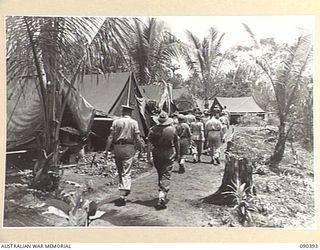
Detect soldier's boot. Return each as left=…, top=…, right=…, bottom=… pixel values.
left=156, top=191, right=167, bottom=210
left=178, top=159, right=186, bottom=173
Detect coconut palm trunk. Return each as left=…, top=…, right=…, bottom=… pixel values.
left=254, top=36, right=312, bottom=170
left=268, top=116, right=287, bottom=169
left=7, top=16, right=135, bottom=189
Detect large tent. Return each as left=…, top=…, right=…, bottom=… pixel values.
left=74, top=72, right=149, bottom=138
left=138, top=81, right=175, bottom=115
left=172, top=86, right=196, bottom=111
left=138, top=84, right=163, bottom=102
left=212, top=96, right=265, bottom=123
left=195, top=98, right=214, bottom=111
left=7, top=78, right=94, bottom=151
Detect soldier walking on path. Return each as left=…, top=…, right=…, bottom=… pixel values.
left=184, top=110, right=196, bottom=125
left=172, top=111, right=179, bottom=126
left=148, top=111, right=180, bottom=210
left=105, top=105, right=143, bottom=206
left=222, top=105, right=230, bottom=120
left=205, top=112, right=223, bottom=165
left=190, top=113, right=204, bottom=163
left=175, top=114, right=192, bottom=173
left=202, top=110, right=211, bottom=154
left=219, top=111, right=230, bottom=143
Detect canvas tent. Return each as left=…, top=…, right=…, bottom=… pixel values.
left=7, top=78, right=94, bottom=151
left=139, top=84, right=163, bottom=102
left=172, top=86, right=196, bottom=111
left=138, top=81, right=175, bottom=115
left=74, top=72, right=149, bottom=138
left=212, top=96, right=265, bottom=123
left=195, top=98, right=214, bottom=111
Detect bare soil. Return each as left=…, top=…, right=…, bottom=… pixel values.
left=3, top=126, right=315, bottom=228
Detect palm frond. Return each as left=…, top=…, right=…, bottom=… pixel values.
left=208, top=27, right=218, bottom=44
left=186, top=30, right=201, bottom=50
left=242, top=23, right=260, bottom=49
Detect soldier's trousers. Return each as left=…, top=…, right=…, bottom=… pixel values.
left=114, top=144, right=137, bottom=196
left=152, top=147, right=175, bottom=194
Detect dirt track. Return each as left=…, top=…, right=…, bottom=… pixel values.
left=4, top=142, right=228, bottom=227
left=87, top=154, right=225, bottom=227
left=4, top=126, right=314, bottom=228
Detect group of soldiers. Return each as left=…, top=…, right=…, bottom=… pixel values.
left=104, top=104, right=230, bottom=210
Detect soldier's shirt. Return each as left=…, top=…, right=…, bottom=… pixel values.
left=222, top=108, right=230, bottom=118
left=205, top=117, right=223, bottom=131
left=184, top=114, right=196, bottom=124
left=148, top=125, right=178, bottom=148
left=176, top=122, right=192, bottom=139
left=190, top=121, right=204, bottom=141
left=201, top=116, right=210, bottom=125
left=219, top=116, right=229, bottom=126
left=110, top=115, right=140, bottom=143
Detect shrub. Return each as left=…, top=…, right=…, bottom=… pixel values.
left=266, top=113, right=279, bottom=126
left=239, top=113, right=266, bottom=127
left=222, top=179, right=259, bottom=226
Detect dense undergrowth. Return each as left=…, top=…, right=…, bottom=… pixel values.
left=206, top=126, right=315, bottom=228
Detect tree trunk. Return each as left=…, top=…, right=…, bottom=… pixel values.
left=269, top=119, right=286, bottom=170
left=203, top=154, right=253, bottom=205
left=204, top=81, right=209, bottom=109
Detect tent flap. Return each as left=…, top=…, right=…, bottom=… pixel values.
left=7, top=78, right=95, bottom=150
left=75, top=72, right=149, bottom=137
left=7, top=80, right=43, bottom=150
left=64, top=87, right=95, bottom=135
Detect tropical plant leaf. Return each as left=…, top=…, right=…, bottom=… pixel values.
left=45, top=199, right=71, bottom=215
left=242, top=23, right=261, bottom=49
left=89, top=210, right=106, bottom=221
left=184, top=27, right=226, bottom=98
left=42, top=206, right=69, bottom=219
left=69, top=207, right=88, bottom=226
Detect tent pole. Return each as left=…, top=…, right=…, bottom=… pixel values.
left=127, top=73, right=132, bottom=106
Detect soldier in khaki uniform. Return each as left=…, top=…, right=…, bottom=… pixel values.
left=201, top=110, right=211, bottom=154
left=148, top=111, right=180, bottom=209
left=222, top=105, right=230, bottom=120
left=205, top=112, right=223, bottom=165
left=175, top=114, right=192, bottom=173
left=184, top=110, right=196, bottom=125
left=105, top=105, right=143, bottom=206
left=219, top=111, right=230, bottom=143
left=190, top=114, right=204, bottom=162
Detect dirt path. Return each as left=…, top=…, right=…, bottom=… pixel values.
left=4, top=126, right=315, bottom=228
left=4, top=128, right=231, bottom=227
left=4, top=145, right=228, bottom=228
left=88, top=154, right=225, bottom=226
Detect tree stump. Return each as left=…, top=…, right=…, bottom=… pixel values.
left=203, top=153, right=254, bottom=205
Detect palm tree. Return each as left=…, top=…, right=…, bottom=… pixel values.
left=6, top=16, right=131, bottom=186
left=122, top=18, right=181, bottom=85
left=243, top=24, right=313, bottom=169
left=184, top=27, right=225, bottom=108
left=85, top=17, right=181, bottom=84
